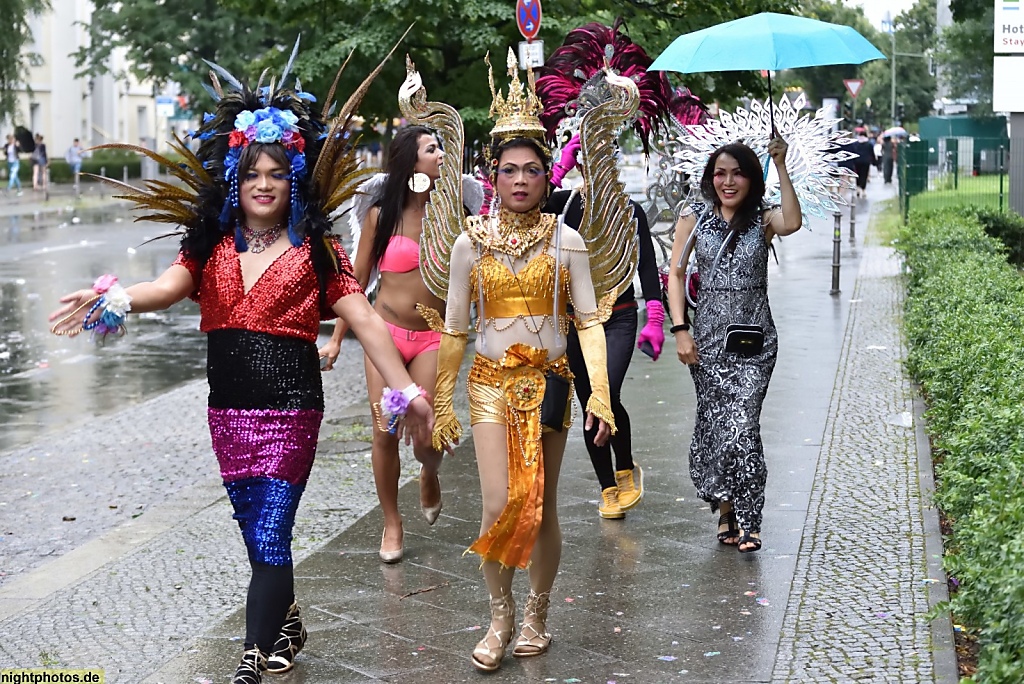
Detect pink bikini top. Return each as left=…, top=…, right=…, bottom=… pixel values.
left=378, top=235, right=420, bottom=273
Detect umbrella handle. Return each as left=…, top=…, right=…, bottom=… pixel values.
left=767, top=71, right=778, bottom=139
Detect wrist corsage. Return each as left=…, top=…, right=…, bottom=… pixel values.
left=82, top=274, right=132, bottom=341
left=376, top=384, right=427, bottom=434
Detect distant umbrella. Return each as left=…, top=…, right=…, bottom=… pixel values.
left=883, top=126, right=908, bottom=138
left=14, top=126, right=34, bottom=153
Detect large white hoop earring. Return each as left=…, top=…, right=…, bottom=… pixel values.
left=408, top=172, right=430, bottom=193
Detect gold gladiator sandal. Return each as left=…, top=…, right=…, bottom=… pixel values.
left=615, top=464, right=644, bottom=511
left=513, top=590, right=552, bottom=657
left=265, top=601, right=308, bottom=674
left=472, top=593, right=516, bottom=672
left=598, top=486, right=625, bottom=519
left=232, top=647, right=267, bottom=684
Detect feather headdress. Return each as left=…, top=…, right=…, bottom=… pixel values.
left=535, top=19, right=706, bottom=153
left=89, top=35, right=401, bottom=281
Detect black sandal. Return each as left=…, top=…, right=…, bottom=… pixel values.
left=737, top=532, right=762, bottom=553
left=717, top=511, right=739, bottom=545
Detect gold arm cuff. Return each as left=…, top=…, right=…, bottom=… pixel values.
left=443, top=328, right=468, bottom=338
left=415, top=303, right=445, bottom=333
left=432, top=413, right=463, bottom=451
left=585, top=396, right=617, bottom=434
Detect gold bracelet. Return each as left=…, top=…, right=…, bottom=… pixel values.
left=49, top=295, right=100, bottom=336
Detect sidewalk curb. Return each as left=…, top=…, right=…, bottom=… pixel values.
left=913, top=388, right=960, bottom=684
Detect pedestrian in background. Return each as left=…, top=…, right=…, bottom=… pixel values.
left=66, top=138, right=84, bottom=186
left=667, top=138, right=802, bottom=553
left=881, top=134, right=896, bottom=184
left=5, top=134, right=22, bottom=195
left=851, top=127, right=876, bottom=198
left=48, top=66, right=434, bottom=683
left=31, top=133, right=48, bottom=191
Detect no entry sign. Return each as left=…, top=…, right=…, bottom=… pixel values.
left=516, top=0, right=542, bottom=41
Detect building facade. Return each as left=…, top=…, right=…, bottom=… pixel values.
left=1, top=0, right=171, bottom=158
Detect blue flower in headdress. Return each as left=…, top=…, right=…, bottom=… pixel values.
left=203, top=112, right=215, bottom=124
left=197, top=130, right=215, bottom=140
left=278, top=109, right=299, bottom=127
left=297, top=91, right=317, bottom=102
left=234, top=110, right=256, bottom=131
left=289, top=152, right=307, bottom=179
left=255, top=120, right=283, bottom=144
left=223, top=147, right=241, bottom=178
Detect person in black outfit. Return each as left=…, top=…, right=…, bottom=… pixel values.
left=547, top=189, right=663, bottom=519
left=851, top=128, right=876, bottom=198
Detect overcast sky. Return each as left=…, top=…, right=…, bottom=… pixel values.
left=845, top=0, right=918, bottom=30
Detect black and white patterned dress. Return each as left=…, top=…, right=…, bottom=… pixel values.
left=686, top=202, right=777, bottom=534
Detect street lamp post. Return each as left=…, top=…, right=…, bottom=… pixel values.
left=882, top=12, right=896, bottom=126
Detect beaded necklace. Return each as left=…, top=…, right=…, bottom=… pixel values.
left=241, top=223, right=283, bottom=254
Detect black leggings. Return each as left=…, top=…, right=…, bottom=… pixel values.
left=245, top=561, right=294, bottom=653
left=567, top=305, right=637, bottom=491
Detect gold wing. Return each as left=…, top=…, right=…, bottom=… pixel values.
left=398, top=55, right=465, bottom=301
left=577, top=70, right=641, bottom=308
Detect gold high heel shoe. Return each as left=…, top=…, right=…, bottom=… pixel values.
left=471, top=593, right=516, bottom=671
left=513, top=590, right=552, bottom=657
left=232, top=647, right=267, bottom=684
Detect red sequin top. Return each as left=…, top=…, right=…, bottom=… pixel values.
left=174, top=235, right=362, bottom=343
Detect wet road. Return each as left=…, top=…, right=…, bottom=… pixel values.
left=0, top=210, right=206, bottom=452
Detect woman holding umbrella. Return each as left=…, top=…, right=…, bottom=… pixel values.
left=666, top=136, right=801, bottom=553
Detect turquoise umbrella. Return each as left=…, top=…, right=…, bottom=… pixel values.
left=650, top=12, right=886, bottom=131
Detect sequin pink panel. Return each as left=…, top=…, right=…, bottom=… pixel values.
left=209, top=408, right=322, bottom=486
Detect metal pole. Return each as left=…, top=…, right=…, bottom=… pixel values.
left=999, top=145, right=1005, bottom=212
left=891, top=31, right=897, bottom=125
left=831, top=211, right=842, bottom=295
left=123, top=165, right=128, bottom=184
left=849, top=200, right=856, bottom=245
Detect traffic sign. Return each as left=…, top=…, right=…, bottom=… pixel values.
left=518, top=40, right=545, bottom=69
left=516, top=0, right=542, bottom=42
left=843, top=79, right=865, bottom=99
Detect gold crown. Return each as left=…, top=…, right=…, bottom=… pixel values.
left=487, top=48, right=547, bottom=142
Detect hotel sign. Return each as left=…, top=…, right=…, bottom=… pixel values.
left=995, top=0, right=1024, bottom=53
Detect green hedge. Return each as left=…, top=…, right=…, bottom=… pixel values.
left=896, top=207, right=1024, bottom=683
left=1, top=149, right=144, bottom=184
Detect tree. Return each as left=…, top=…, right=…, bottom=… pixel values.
left=73, top=0, right=278, bottom=116
left=75, top=0, right=800, bottom=143
left=0, top=0, right=51, bottom=122
left=857, top=0, right=937, bottom=126
left=935, top=9, right=993, bottom=113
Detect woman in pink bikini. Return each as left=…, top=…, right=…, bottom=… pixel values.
left=320, top=125, right=482, bottom=562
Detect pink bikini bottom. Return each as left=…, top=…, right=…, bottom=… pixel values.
left=385, top=321, right=442, bottom=365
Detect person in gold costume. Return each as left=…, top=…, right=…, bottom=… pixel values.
left=398, top=50, right=639, bottom=672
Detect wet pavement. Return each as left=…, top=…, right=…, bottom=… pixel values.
left=0, top=173, right=957, bottom=682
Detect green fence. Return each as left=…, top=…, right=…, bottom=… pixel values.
left=899, top=137, right=1012, bottom=221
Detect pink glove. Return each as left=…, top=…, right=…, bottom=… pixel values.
left=550, top=134, right=581, bottom=188
left=637, top=300, right=666, bottom=361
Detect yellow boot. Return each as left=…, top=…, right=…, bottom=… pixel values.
left=599, top=486, right=625, bottom=519
left=615, top=464, right=644, bottom=511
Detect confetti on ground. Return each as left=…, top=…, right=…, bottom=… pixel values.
left=744, top=591, right=757, bottom=596
left=675, top=497, right=685, bottom=501
left=194, top=679, right=213, bottom=684
left=704, top=651, right=721, bottom=657
left=733, top=636, right=744, bottom=642
left=921, top=578, right=940, bottom=585
left=671, top=641, right=678, bottom=645
left=614, top=626, right=621, bottom=633
left=712, top=625, right=721, bottom=630
left=658, top=655, right=677, bottom=661
left=616, top=611, right=624, bottom=616
left=466, top=625, right=482, bottom=631
left=681, top=583, right=690, bottom=587
left=565, top=679, right=581, bottom=683
left=876, top=612, right=890, bottom=618
left=740, top=610, right=751, bottom=615
left=756, top=598, right=770, bottom=606
left=565, top=597, right=575, bottom=603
